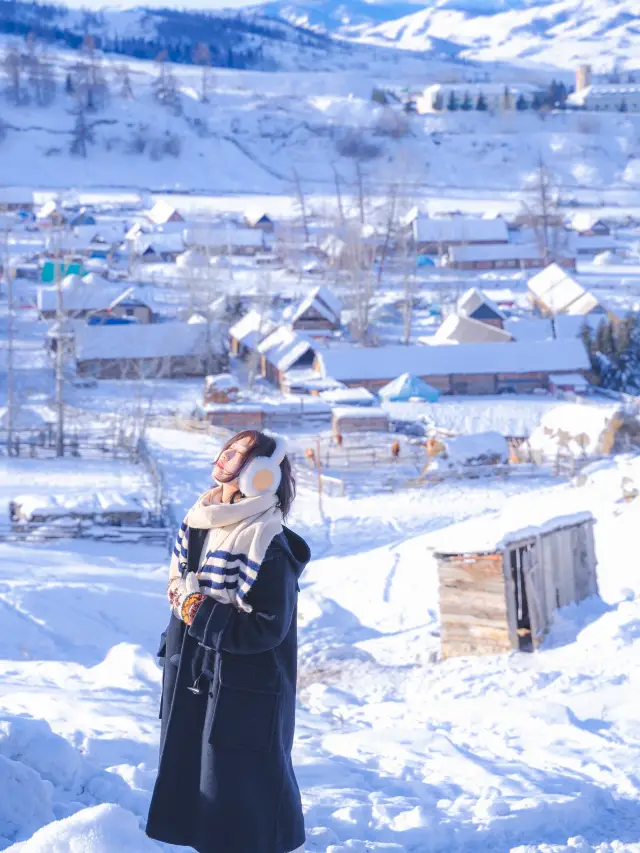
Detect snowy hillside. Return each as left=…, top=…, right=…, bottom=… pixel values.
left=1, top=46, right=639, bottom=193
left=326, top=0, right=640, bottom=70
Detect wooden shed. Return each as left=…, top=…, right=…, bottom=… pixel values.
left=434, top=510, right=598, bottom=658
left=332, top=406, right=389, bottom=434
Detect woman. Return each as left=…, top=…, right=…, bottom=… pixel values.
left=146, top=430, right=310, bottom=853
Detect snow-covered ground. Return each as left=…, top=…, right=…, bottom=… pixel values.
left=2, top=416, right=640, bottom=852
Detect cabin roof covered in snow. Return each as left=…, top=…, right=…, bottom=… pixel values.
left=229, top=310, right=278, bottom=348
left=569, top=212, right=609, bottom=233
left=432, top=314, right=513, bottom=345
left=75, top=322, right=208, bottom=361
left=527, top=264, right=600, bottom=315
left=505, top=314, right=601, bottom=342
left=432, top=508, right=595, bottom=555
left=315, top=339, right=590, bottom=382
left=37, top=280, right=126, bottom=314
left=447, top=243, right=543, bottom=263
left=257, top=326, right=313, bottom=372
left=146, top=199, right=183, bottom=225
left=320, top=386, right=376, bottom=404
left=291, top=285, right=342, bottom=326
left=457, top=287, right=506, bottom=322
left=135, top=232, right=185, bottom=255
left=414, top=216, right=508, bottom=245
left=184, top=227, right=264, bottom=249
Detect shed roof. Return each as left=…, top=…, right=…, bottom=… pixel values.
left=527, top=264, right=599, bottom=315
left=315, top=339, right=590, bottom=382
left=257, top=326, right=313, bottom=372
left=433, top=508, right=594, bottom=555
left=448, top=243, right=543, bottom=263
left=184, top=227, right=264, bottom=249
left=147, top=199, right=183, bottom=225
left=457, top=287, right=506, bottom=322
left=75, top=322, right=208, bottom=361
left=433, top=314, right=512, bottom=345
left=37, top=280, right=126, bottom=314
left=414, top=216, right=508, bottom=245
left=229, top=310, right=278, bottom=348
left=291, top=285, right=342, bottom=326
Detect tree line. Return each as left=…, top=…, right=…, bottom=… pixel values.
left=432, top=80, right=575, bottom=112
left=582, top=314, right=640, bottom=394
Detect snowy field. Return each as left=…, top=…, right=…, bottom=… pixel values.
left=1, top=422, right=640, bottom=852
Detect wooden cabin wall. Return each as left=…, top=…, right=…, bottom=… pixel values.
left=439, top=553, right=516, bottom=659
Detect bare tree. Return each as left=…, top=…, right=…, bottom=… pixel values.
left=375, top=179, right=400, bottom=287
left=192, top=42, right=213, bottom=103
left=345, top=224, right=377, bottom=345
left=114, top=63, right=135, bottom=99
left=3, top=46, right=28, bottom=106
left=354, top=160, right=366, bottom=225
left=398, top=228, right=418, bottom=345
left=292, top=168, right=310, bottom=242
left=247, top=274, right=273, bottom=390
left=70, top=108, right=94, bottom=157
left=153, top=50, right=181, bottom=114
left=332, top=163, right=346, bottom=227
left=521, top=156, right=568, bottom=266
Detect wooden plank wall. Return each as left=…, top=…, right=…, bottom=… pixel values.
left=438, top=553, right=515, bottom=659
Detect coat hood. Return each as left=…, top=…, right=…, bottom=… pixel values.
left=281, top=527, right=311, bottom=578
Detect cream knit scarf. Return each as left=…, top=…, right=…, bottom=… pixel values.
left=170, top=487, right=283, bottom=613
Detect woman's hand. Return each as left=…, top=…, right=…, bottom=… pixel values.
left=168, top=573, right=206, bottom=625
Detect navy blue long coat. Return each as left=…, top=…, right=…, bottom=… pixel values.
left=146, top=525, right=310, bottom=853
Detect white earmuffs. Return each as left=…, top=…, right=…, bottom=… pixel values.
left=238, top=435, right=287, bottom=497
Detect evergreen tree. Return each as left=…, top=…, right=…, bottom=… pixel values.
left=446, top=90, right=458, bottom=111
left=530, top=90, right=545, bottom=111
left=475, top=91, right=488, bottom=111
left=432, top=91, right=444, bottom=111
left=460, top=90, right=473, bottom=111
left=516, top=93, right=528, bottom=111
left=620, top=99, right=628, bottom=113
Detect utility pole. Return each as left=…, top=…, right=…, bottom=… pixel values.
left=4, top=227, right=15, bottom=456
left=54, top=229, right=65, bottom=457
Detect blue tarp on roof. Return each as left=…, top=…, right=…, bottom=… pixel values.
left=378, top=372, right=440, bottom=402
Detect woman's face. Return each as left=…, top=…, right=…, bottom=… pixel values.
left=213, top=436, right=254, bottom=484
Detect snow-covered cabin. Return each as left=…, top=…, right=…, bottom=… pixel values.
left=134, top=232, right=185, bottom=262
left=75, top=322, right=218, bottom=379
left=457, top=288, right=507, bottom=328
left=229, top=310, right=278, bottom=360
left=505, top=314, right=602, bottom=342
left=445, top=243, right=570, bottom=271
left=568, top=213, right=611, bottom=237
left=257, top=326, right=315, bottom=389
left=184, top=227, right=264, bottom=256
left=0, top=187, right=34, bottom=213
left=37, top=276, right=127, bottom=320
left=434, top=508, right=598, bottom=657
left=433, top=314, right=513, bottom=345
left=411, top=215, right=509, bottom=254
left=332, top=406, right=390, bottom=435
left=244, top=209, right=275, bottom=232
left=36, top=200, right=67, bottom=227
left=313, top=338, right=591, bottom=395
left=70, top=208, right=97, bottom=228
left=574, top=234, right=618, bottom=257
left=146, top=200, right=184, bottom=226
left=289, top=285, right=342, bottom=334
left=528, top=264, right=607, bottom=317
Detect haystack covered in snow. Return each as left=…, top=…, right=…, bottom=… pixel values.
left=528, top=404, right=640, bottom=461
left=378, top=373, right=440, bottom=402
left=176, top=248, right=209, bottom=269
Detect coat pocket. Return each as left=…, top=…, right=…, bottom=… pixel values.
left=209, top=658, right=281, bottom=752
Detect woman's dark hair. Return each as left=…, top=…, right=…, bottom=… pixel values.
left=218, top=430, right=296, bottom=520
